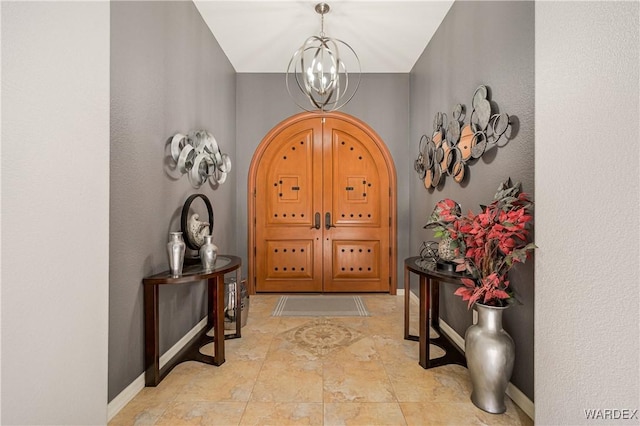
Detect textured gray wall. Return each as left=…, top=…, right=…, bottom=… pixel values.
left=235, top=73, right=410, bottom=289
left=535, top=2, right=639, bottom=423
left=409, top=1, right=535, bottom=400
left=109, top=1, right=236, bottom=401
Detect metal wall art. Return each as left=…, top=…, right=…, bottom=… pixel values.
left=170, top=130, right=232, bottom=188
left=414, top=85, right=512, bottom=189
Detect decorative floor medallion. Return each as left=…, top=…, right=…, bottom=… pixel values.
left=283, top=318, right=364, bottom=356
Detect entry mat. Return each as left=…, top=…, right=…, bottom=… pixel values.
left=271, top=295, right=370, bottom=317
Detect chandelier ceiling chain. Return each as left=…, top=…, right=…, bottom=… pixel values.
left=286, top=2, right=361, bottom=112
left=318, top=4, right=326, bottom=37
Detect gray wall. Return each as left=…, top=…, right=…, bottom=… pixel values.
left=2, top=2, right=110, bottom=424
left=235, top=73, right=410, bottom=289
left=535, top=2, right=640, bottom=424
left=409, top=1, right=535, bottom=400
left=109, top=1, right=236, bottom=401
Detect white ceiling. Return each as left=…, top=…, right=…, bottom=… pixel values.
left=194, top=1, right=454, bottom=73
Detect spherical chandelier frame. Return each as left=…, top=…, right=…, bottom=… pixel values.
left=285, top=3, right=361, bottom=112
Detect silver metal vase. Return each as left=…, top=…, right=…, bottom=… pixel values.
left=465, top=303, right=514, bottom=414
left=199, top=234, right=218, bottom=271
left=167, top=232, right=186, bottom=277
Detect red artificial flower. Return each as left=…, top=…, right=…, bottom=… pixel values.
left=426, top=178, right=536, bottom=308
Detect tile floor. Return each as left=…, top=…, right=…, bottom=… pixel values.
left=109, top=294, right=533, bottom=425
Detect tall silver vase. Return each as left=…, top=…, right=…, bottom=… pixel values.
left=167, top=232, right=186, bottom=277
left=465, top=303, right=514, bottom=414
left=199, top=234, right=218, bottom=271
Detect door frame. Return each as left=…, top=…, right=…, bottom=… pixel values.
left=247, top=111, right=397, bottom=295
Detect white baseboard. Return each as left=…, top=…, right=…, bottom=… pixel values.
left=159, top=317, right=208, bottom=367
left=438, top=319, right=466, bottom=351
left=107, top=317, right=208, bottom=421
left=406, top=290, right=534, bottom=420
left=505, top=380, right=535, bottom=420
left=107, top=373, right=145, bottom=421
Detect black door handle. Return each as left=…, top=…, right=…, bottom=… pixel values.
left=325, top=212, right=336, bottom=230
left=311, top=212, right=321, bottom=230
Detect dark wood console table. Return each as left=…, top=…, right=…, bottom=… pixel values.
left=404, top=256, right=467, bottom=369
left=142, top=255, right=242, bottom=386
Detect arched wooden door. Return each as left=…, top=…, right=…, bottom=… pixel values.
left=248, top=112, right=397, bottom=294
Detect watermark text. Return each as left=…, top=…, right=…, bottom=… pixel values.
left=584, top=409, right=639, bottom=420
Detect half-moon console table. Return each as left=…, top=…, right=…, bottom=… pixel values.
left=404, top=256, right=467, bottom=369
left=142, top=255, right=242, bottom=386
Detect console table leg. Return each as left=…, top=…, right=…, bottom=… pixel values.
left=419, top=275, right=430, bottom=368
left=431, top=278, right=440, bottom=330
left=144, top=284, right=160, bottom=386
left=235, top=269, right=242, bottom=338
left=404, top=266, right=410, bottom=340
left=211, top=276, right=225, bottom=366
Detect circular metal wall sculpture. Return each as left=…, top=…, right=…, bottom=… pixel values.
left=414, top=85, right=513, bottom=189
left=170, top=130, right=232, bottom=188
left=413, top=135, right=429, bottom=179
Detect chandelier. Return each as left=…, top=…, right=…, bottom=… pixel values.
left=286, top=2, right=361, bottom=112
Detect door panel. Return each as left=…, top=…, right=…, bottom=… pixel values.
left=329, top=130, right=382, bottom=228
left=252, top=113, right=394, bottom=293
left=323, top=118, right=390, bottom=292
left=255, top=121, right=323, bottom=292
left=331, top=240, right=380, bottom=279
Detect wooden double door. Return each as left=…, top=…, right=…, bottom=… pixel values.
left=248, top=112, right=396, bottom=293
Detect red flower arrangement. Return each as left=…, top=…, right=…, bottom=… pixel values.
left=426, top=179, right=536, bottom=308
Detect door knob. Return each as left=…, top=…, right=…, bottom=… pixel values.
left=310, top=212, right=321, bottom=230
left=325, top=212, right=336, bottom=230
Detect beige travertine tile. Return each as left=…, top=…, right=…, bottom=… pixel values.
left=266, top=330, right=322, bottom=362
left=274, top=318, right=366, bottom=359
left=401, top=401, right=486, bottom=425
left=276, top=316, right=322, bottom=333
left=400, top=400, right=532, bottom=426
left=240, top=402, right=323, bottom=425
left=386, top=363, right=472, bottom=403
left=365, top=315, right=406, bottom=338
left=246, top=294, right=279, bottom=314
left=323, top=336, right=379, bottom=363
left=326, top=316, right=370, bottom=333
left=324, top=402, right=407, bottom=425
left=155, top=401, right=246, bottom=425
left=361, top=295, right=404, bottom=316
left=250, top=359, right=324, bottom=402
left=240, top=316, right=282, bottom=334
left=134, top=362, right=209, bottom=403
left=323, top=359, right=396, bottom=403
left=108, top=399, right=168, bottom=425
left=201, top=332, right=273, bottom=362
left=373, top=334, right=445, bottom=364
left=175, top=360, right=262, bottom=402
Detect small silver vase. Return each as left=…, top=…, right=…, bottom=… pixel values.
left=199, top=234, right=218, bottom=271
left=465, top=303, right=514, bottom=414
left=167, top=232, right=186, bottom=277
